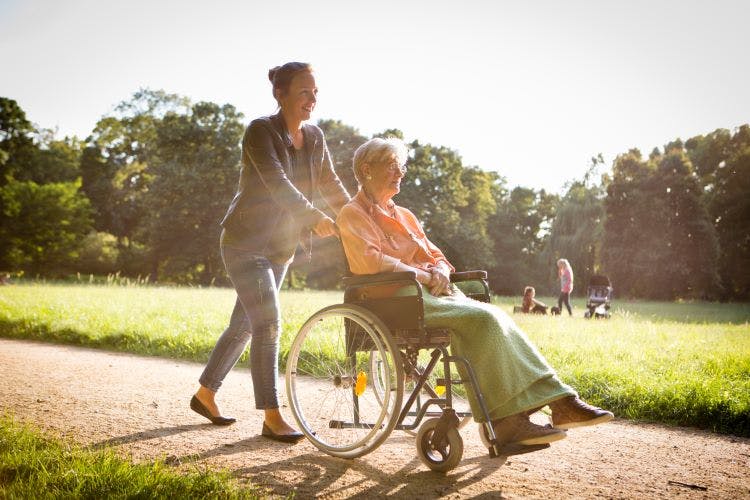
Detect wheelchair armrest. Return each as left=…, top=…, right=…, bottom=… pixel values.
left=450, top=270, right=491, bottom=303
left=450, top=270, right=487, bottom=282
left=342, top=271, right=418, bottom=288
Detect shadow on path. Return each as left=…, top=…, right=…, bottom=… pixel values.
left=173, top=432, right=508, bottom=499
left=89, top=423, right=208, bottom=450
left=232, top=452, right=507, bottom=498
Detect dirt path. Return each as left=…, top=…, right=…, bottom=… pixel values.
left=1, top=338, right=748, bottom=499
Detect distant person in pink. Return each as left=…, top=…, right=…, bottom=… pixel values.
left=557, top=259, right=574, bottom=316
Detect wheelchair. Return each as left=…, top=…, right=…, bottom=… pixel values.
left=285, top=270, right=549, bottom=472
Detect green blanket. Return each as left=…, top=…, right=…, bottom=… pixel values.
left=420, top=288, right=576, bottom=422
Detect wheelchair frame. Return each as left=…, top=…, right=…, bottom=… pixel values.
left=285, top=270, right=546, bottom=472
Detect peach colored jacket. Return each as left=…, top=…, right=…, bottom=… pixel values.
left=337, top=191, right=455, bottom=275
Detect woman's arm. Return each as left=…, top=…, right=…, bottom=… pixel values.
left=399, top=208, right=454, bottom=274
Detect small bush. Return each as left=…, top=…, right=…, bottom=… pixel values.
left=77, top=231, right=120, bottom=275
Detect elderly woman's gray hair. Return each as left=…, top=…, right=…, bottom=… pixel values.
left=352, top=137, right=409, bottom=186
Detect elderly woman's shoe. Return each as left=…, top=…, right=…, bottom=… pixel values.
left=549, top=396, right=614, bottom=429
left=492, top=413, right=567, bottom=446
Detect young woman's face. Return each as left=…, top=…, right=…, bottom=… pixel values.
left=278, top=71, right=318, bottom=123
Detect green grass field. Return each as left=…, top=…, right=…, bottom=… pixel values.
left=1, top=283, right=749, bottom=436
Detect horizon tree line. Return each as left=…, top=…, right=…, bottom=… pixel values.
left=1, top=92, right=748, bottom=300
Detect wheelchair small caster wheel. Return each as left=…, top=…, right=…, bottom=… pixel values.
left=478, top=422, right=492, bottom=449
left=416, top=417, right=463, bottom=472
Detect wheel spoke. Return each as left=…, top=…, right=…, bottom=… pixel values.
left=286, top=305, right=403, bottom=458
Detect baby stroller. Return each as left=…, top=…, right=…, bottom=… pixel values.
left=584, top=275, right=613, bottom=319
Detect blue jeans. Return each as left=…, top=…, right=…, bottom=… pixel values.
left=199, top=243, right=289, bottom=409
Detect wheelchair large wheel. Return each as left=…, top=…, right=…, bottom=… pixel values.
left=416, top=417, right=464, bottom=473
left=286, top=304, right=404, bottom=459
left=370, top=350, right=472, bottom=435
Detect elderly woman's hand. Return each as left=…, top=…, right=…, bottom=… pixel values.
left=428, top=267, right=452, bottom=296
left=313, top=216, right=339, bottom=238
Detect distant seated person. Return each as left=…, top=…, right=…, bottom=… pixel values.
left=522, top=286, right=548, bottom=314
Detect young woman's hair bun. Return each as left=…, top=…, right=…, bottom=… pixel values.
left=268, top=66, right=281, bottom=84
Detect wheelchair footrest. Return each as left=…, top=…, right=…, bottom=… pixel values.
left=490, top=442, right=550, bottom=458
left=329, top=420, right=381, bottom=430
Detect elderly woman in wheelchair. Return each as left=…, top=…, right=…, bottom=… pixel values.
left=284, top=137, right=612, bottom=472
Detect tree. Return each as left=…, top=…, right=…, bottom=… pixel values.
left=603, top=147, right=720, bottom=299
left=0, top=97, right=35, bottom=184
left=84, top=89, right=192, bottom=275
left=655, top=149, right=720, bottom=298
left=142, top=101, right=244, bottom=284
left=603, top=149, right=661, bottom=298
left=544, top=181, right=604, bottom=296
left=710, top=125, right=750, bottom=298
left=79, top=145, right=117, bottom=233
left=1, top=98, right=81, bottom=185
left=317, top=119, right=366, bottom=197
left=15, top=131, right=81, bottom=184
left=685, top=128, right=731, bottom=189
left=397, top=140, right=496, bottom=273
left=543, top=156, right=606, bottom=295
left=87, top=89, right=191, bottom=237
left=0, top=98, right=90, bottom=275
left=0, top=180, right=92, bottom=275
left=487, top=185, right=559, bottom=295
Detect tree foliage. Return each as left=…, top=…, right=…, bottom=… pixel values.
left=488, top=185, right=559, bottom=295
left=544, top=181, right=604, bottom=295
left=1, top=93, right=748, bottom=300
left=143, top=101, right=244, bottom=284
left=0, top=97, right=34, bottom=183
left=0, top=180, right=92, bottom=275
left=83, top=89, right=190, bottom=247
left=0, top=98, right=93, bottom=274
left=707, top=125, right=750, bottom=298
left=603, top=147, right=720, bottom=299
left=317, top=119, right=366, bottom=197
left=396, top=140, right=496, bottom=272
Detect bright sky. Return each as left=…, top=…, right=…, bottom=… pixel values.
left=1, top=0, right=748, bottom=193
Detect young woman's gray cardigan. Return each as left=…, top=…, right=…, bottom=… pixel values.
left=220, top=113, right=350, bottom=263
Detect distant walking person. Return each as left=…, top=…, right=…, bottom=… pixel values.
left=557, top=258, right=574, bottom=316
left=189, top=62, right=350, bottom=443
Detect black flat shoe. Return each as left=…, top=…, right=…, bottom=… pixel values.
left=261, top=422, right=305, bottom=443
left=190, top=395, right=236, bottom=426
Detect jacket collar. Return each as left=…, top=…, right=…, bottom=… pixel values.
left=353, top=190, right=396, bottom=217
left=270, top=112, right=317, bottom=151
left=270, top=112, right=293, bottom=147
